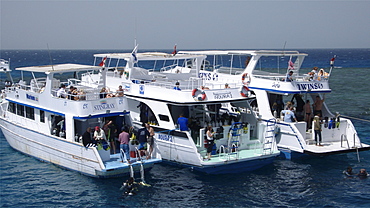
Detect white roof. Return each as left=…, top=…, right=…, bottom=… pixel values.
left=179, top=50, right=307, bottom=56
left=94, top=52, right=206, bottom=61
left=15, top=64, right=101, bottom=73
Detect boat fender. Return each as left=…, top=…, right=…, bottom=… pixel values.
left=241, top=73, right=250, bottom=85
left=240, top=85, right=249, bottom=97
left=191, top=88, right=206, bottom=101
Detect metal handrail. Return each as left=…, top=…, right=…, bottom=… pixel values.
left=341, top=134, right=349, bottom=148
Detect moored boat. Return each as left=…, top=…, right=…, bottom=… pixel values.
left=178, top=50, right=370, bottom=159
left=88, top=47, right=280, bottom=174
left=0, top=63, right=161, bottom=178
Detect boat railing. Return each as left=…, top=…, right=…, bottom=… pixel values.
left=341, top=134, right=349, bottom=148
left=50, top=87, right=124, bottom=101
left=353, top=133, right=362, bottom=148
left=159, top=64, right=179, bottom=72
left=253, top=74, right=330, bottom=82
left=136, top=76, right=205, bottom=91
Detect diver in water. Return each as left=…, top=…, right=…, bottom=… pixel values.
left=120, top=177, right=137, bottom=196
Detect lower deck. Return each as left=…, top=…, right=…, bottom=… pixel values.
left=103, top=153, right=162, bottom=170
left=198, top=147, right=279, bottom=164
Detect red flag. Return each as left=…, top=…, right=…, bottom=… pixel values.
left=99, top=57, right=107, bottom=67
left=172, top=44, right=177, bottom=56
left=330, top=56, right=336, bottom=66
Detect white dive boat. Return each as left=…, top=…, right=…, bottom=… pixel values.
left=0, top=63, right=161, bottom=178
left=0, top=59, right=13, bottom=89
left=88, top=49, right=280, bottom=174
left=178, top=50, right=370, bottom=159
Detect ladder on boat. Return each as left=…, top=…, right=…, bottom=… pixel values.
left=226, top=122, right=243, bottom=160
left=263, top=118, right=277, bottom=155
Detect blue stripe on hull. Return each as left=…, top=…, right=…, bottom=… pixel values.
left=162, top=156, right=277, bottom=174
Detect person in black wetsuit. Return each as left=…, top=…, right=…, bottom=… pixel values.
left=121, top=177, right=137, bottom=196
left=82, top=127, right=96, bottom=147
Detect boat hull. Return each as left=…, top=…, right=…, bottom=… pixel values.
left=161, top=153, right=279, bottom=174
left=278, top=146, right=370, bottom=159
left=0, top=118, right=157, bottom=178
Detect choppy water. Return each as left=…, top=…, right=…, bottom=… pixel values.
left=1, top=49, right=369, bottom=207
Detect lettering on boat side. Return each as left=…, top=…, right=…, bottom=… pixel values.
left=296, top=83, right=324, bottom=91
left=213, top=92, right=232, bottom=99
left=272, top=82, right=280, bottom=88
left=198, top=72, right=218, bottom=81
left=93, top=100, right=115, bottom=111
left=26, top=94, right=38, bottom=101
left=83, top=104, right=88, bottom=109
left=139, top=84, right=144, bottom=95
left=158, top=134, right=173, bottom=142
left=118, top=99, right=124, bottom=105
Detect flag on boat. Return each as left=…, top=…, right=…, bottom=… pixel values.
left=288, top=56, right=294, bottom=70
left=99, top=57, right=107, bottom=67
left=172, top=44, right=177, bottom=56
left=131, top=45, right=138, bottom=63
left=330, top=56, right=336, bottom=66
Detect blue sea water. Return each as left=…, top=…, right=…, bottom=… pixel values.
left=0, top=49, right=369, bottom=207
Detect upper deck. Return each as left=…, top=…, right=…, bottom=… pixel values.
left=4, top=64, right=129, bottom=118
left=179, top=50, right=332, bottom=94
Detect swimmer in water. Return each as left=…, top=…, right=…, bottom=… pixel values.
left=343, top=166, right=354, bottom=177
left=358, top=169, right=369, bottom=179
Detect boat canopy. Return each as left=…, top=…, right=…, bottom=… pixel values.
left=15, top=64, right=101, bottom=73
left=94, top=52, right=206, bottom=61
left=179, top=50, right=308, bottom=57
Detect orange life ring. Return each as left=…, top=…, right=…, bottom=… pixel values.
left=192, top=88, right=206, bottom=101
left=240, top=85, right=249, bottom=97
left=241, top=73, right=250, bottom=85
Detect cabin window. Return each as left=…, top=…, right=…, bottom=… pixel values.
left=40, top=110, right=45, bottom=123
left=16, top=104, right=25, bottom=117
left=158, top=114, right=170, bottom=122
left=51, top=115, right=66, bottom=138
left=8, top=102, right=16, bottom=114
left=25, top=106, right=35, bottom=120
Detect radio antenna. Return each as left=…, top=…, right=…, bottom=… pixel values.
left=47, top=43, right=55, bottom=71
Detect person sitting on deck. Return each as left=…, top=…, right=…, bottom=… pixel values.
left=116, top=85, right=124, bottom=97
left=285, top=71, right=294, bottom=82
left=82, top=127, right=96, bottom=147
left=57, top=84, right=67, bottom=98
left=173, top=82, right=181, bottom=90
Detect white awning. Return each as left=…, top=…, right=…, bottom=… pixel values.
left=15, top=64, right=101, bottom=73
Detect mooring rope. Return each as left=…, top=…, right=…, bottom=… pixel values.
left=341, top=115, right=370, bottom=123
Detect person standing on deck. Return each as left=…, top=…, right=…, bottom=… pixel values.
left=118, top=127, right=131, bottom=163
left=177, top=114, right=189, bottom=131
left=282, top=107, right=297, bottom=122
left=313, top=95, right=325, bottom=118
left=137, top=123, right=150, bottom=157
left=313, top=114, right=323, bottom=146
left=304, top=100, right=312, bottom=130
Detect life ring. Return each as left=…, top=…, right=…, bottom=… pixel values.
left=241, top=73, right=250, bottom=85
left=240, top=85, right=249, bottom=97
left=192, top=88, right=206, bottom=101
